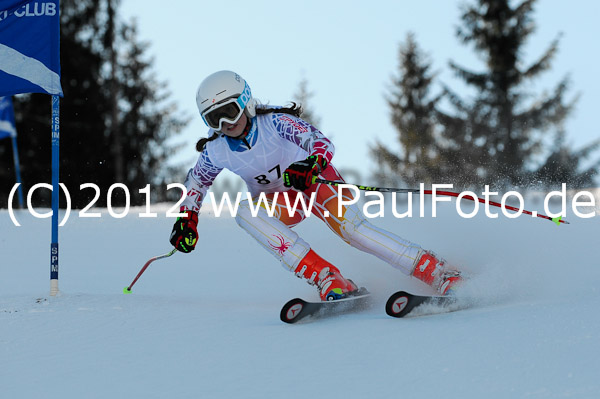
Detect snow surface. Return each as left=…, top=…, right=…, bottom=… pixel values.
left=1, top=197, right=600, bottom=399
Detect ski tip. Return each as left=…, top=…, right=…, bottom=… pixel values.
left=385, top=291, right=412, bottom=318
left=123, top=287, right=132, bottom=294
left=280, top=298, right=306, bottom=324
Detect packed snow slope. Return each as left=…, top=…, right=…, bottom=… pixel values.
left=1, top=196, right=599, bottom=399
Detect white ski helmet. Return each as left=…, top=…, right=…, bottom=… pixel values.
left=196, top=70, right=257, bottom=131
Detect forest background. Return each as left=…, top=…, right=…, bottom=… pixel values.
left=1, top=0, right=598, bottom=208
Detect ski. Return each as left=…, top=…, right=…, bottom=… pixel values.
left=385, top=290, right=464, bottom=318
left=280, top=288, right=371, bottom=324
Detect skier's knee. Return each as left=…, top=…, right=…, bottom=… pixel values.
left=339, top=204, right=369, bottom=244
left=339, top=205, right=421, bottom=274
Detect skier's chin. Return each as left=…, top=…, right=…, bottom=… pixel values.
left=222, top=124, right=242, bottom=137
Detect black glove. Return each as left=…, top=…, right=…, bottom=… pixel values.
left=169, top=210, right=198, bottom=253
left=283, top=155, right=328, bottom=191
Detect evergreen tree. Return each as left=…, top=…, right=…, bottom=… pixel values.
left=3, top=0, right=187, bottom=208
left=372, top=33, right=442, bottom=186
left=532, top=130, right=600, bottom=188
left=112, top=22, right=188, bottom=198
left=438, top=0, right=587, bottom=187
left=292, top=76, right=321, bottom=127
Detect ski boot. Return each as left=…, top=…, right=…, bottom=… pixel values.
left=294, top=249, right=359, bottom=301
left=411, top=250, right=462, bottom=296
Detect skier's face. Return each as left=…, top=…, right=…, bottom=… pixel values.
left=221, top=112, right=247, bottom=138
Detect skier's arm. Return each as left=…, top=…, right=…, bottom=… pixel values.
left=179, top=150, right=223, bottom=213
left=274, top=114, right=335, bottom=165
left=274, top=114, right=333, bottom=191
left=171, top=149, right=223, bottom=253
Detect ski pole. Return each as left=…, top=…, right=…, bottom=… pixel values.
left=123, top=248, right=177, bottom=294
left=313, top=176, right=569, bottom=225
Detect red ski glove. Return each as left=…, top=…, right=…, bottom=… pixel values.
left=170, top=211, right=198, bottom=253
left=283, top=155, right=328, bottom=191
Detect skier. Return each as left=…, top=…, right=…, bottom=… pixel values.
left=170, top=70, right=462, bottom=301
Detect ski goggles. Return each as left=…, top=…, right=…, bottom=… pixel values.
left=201, top=97, right=245, bottom=131
left=201, top=81, right=252, bottom=131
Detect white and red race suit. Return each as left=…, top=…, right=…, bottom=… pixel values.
left=181, top=111, right=422, bottom=275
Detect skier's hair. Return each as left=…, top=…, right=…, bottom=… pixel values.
left=195, top=102, right=303, bottom=152
left=255, top=102, right=302, bottom=118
